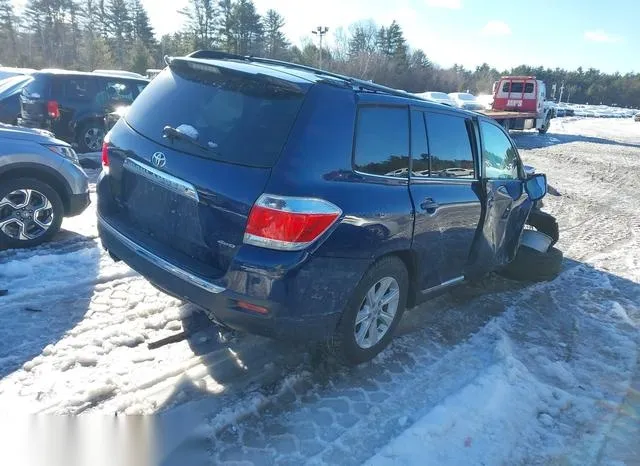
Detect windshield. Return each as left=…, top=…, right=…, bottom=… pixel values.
left=125, top=61, right=307, bottom=167
left=457, top=93, right=476, bottom=101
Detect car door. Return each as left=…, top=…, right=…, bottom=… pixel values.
left=409, top=108, right=482, bottom=290
left=465, top=118, right=533, bottom=278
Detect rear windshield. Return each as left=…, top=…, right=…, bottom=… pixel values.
left=125, top=60, right=307, bottom=167
left=21, top=75, right=49, bottom=99
left=457, top=93, right=476, bottom=101
left=429, top=92, right=449, bottom=99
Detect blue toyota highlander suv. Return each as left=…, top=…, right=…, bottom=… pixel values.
left=97, top=51, right=555, bottom=364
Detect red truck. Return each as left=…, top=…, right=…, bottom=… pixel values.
left=481, top=76, right=556, bottom=134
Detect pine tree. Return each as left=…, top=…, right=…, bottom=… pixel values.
left=232, top=0, right=262, bottom=55
left=262, top=9, right=288, bottom=59
left=217, top=0, right=235, bottom=52
left=180, top=0, right=217, bottom=50
left=105, top=0, right=133, bottom=67
left=0, top=0, right=17, bottom=64
left=129, top=0, right=155, bottom=47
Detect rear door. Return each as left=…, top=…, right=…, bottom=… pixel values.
left=466, top=119, right=532, bottom=278
left=101, top=60, right=309, bottom=276
left=409, top=109, right=482, bottom=289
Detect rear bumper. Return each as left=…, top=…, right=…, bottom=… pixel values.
left=98, top=215, right=366, bottom=341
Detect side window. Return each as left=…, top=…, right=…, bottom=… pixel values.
left=65, top=78, right=96, bottom=100
left=105, top=80, right=135, bottom=103
left=480, top=121, right=520, bottom=179
left=502, top=82, right=510, bottom=92
left=424, top=112, right=475, bottom=178
left=524, top=82, right=534, bottom=93
left=354, top=106, right=409, bottom=177
left=410, top=110, right=429, bottom=176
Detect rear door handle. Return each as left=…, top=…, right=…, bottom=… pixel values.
left=420, top=198, right=440, bottom=214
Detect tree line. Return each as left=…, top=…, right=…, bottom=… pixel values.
left=1, top=0, right=638, bottom=108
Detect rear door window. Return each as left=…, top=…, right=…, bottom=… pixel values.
left=353, top=106, right=410, bottom=177
left=125, top=62, right=307, bottom=167
left=424, top=112, right=475, bottom=178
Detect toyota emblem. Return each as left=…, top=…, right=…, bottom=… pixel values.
left=151, top=152, right=166, bottom=168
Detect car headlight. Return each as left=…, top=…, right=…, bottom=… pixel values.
left=44, top=145, right=79, bottom=165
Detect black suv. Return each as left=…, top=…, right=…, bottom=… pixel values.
left=18, top=70, right=148, bottom=153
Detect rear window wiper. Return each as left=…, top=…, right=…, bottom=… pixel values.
left=162, top=125, right=219, bottom=154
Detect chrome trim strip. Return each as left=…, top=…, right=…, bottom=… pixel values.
left=98, top=216, right=225, bottom=294
left=420, top=275, right=465, bottom=295
left=123, top=158, right=199, bottom=202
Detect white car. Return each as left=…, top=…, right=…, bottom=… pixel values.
left=448, top=92, right=486, bottom=111
left=415, top=91, right=455, bottom=106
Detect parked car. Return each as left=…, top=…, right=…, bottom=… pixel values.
left=18, top=70, right=149, bottom=153
left=97, top=51, right=559, bottom=365
left=635, top=112, right=640, bottom=122
left=448, top=92, right=486, bottom=111
left=415, top=91, right=455, bottom=106
left=0, top=75, right=34, bottom=124
left=0, top=124, right=89, bottom=249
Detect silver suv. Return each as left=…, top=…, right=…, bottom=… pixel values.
left=0, top=124, right=89, bottom=249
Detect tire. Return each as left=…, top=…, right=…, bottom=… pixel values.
left=77, top=121, right=105, bottom=153
left=0, top=178, right=64, bottom=250
left=326, top=256, right=409, bottom=365
left=500, top=245, right=563, bottom=282
left=538, top=117, right=551, bottom=134
left=526, top=209, right=559, bottom=246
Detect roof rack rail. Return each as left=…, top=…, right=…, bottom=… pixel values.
left=248, top=56, right=424, bottom=100
left=183, top=50, right=426, bottom=101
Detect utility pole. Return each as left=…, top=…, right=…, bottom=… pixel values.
left=311, top=26, right=329, bottom=69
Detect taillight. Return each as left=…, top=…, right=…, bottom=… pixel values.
left=243, top=194, right=342, bottom=251
left=101, top=141, right=110, bottom=173
left=47, top=100, right=60, bottom=119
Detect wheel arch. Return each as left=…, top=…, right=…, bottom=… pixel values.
left=374, top=248, right=419, bottom=309
left=0, top=163, right=72, bottom=215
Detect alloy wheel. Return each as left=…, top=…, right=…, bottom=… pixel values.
left=0, top=189, right=55, bottom=241
left=354, top=277, right=400, bottom=349
left=84, top=127, right=105, bottom=152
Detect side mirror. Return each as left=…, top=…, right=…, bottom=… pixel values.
left=525, top=173, right=547, bottom=201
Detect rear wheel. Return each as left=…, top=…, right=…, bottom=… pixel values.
left=326, top=256, right=408, bottom=365
left=0, top=178, right=64, bottom=250
left=77, top=121, right=105, bottom=153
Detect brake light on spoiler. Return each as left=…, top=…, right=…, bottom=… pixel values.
left=243, top=194, right=342, bottom=251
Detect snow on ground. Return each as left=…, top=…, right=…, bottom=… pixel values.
left=0, top=118, right=639, bottom=465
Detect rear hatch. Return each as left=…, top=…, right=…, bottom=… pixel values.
left=102, top=58, right=310, bottom=277
left=19, top=73, right=50, bottom=123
